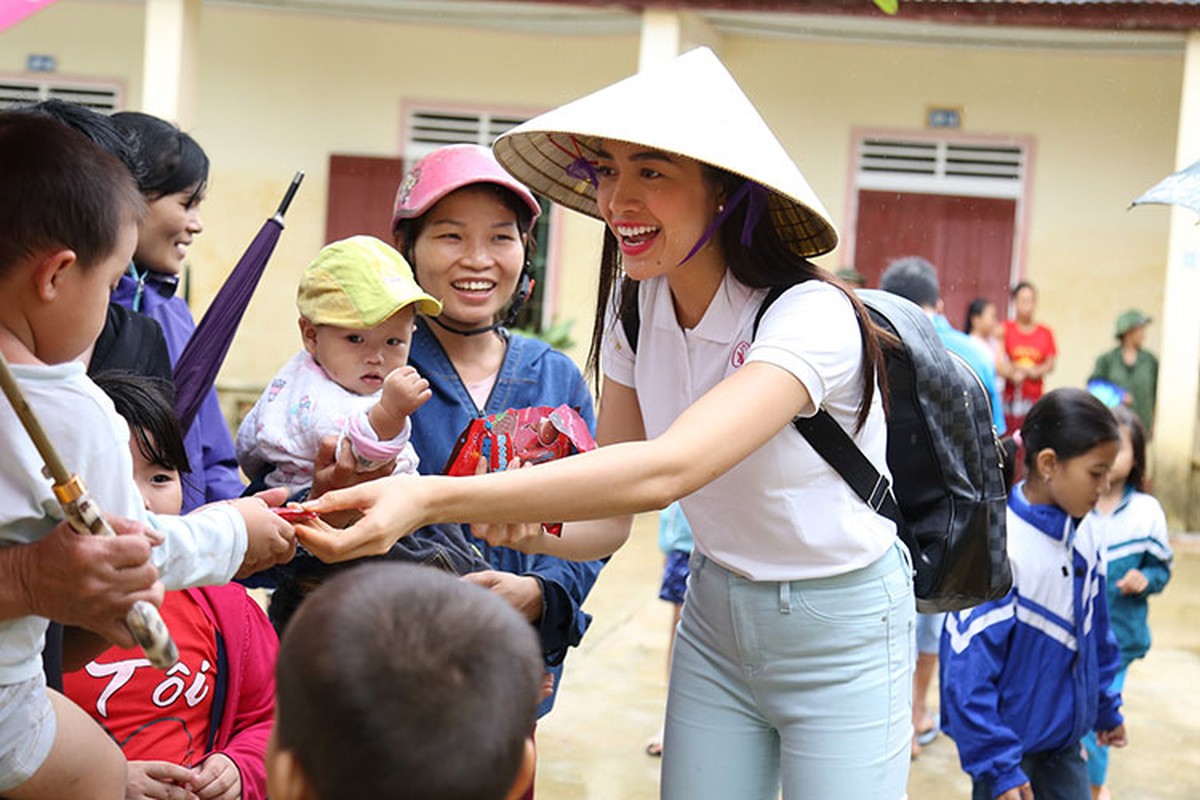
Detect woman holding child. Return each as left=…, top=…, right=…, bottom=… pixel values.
left=302, top=49, right=914, bottom=800
left=390, top=144, right=605, bottom=720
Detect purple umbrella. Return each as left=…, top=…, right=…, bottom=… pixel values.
left=173, top=172, right=304, bottom=432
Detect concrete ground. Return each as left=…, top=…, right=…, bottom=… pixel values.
left=534, top=515, right=1200, bottom=799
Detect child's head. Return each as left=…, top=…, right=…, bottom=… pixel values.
left=297, top=236, right=441, bottom=396
left=269, top=562, right=542, bottom=800
left=110, top=111, right=209, bottom=276
left=1021, top=387, right=1120, bottom=517
left=94, top=373, right=189, bottom=515
left=1108, top=405, right=1148, bottom=494
left=0, top=112, right=143, bottom=364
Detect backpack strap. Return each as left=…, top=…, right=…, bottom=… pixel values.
left=789, top=412, right=902, bottom=521
left=791, top=411, right=923, bottom=566
left=755, top=285, right=922, bottom=564
left=619, top=282, right=641, bottom=354
left=622, top=281, right=790, bottom=355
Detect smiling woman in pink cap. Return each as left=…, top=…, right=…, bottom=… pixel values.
left=390, top=145, right=605, bottom=748
left=301, top=49, right=913, bottom=800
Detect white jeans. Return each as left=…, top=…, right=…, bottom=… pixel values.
left=661, top=543, right=915, bottom=800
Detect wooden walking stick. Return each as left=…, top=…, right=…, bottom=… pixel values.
left=0, top=352, right=178, bottom=669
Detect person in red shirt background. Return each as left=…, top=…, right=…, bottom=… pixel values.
left=63, top=373, right=275, bottom=800
left=1000, top=281, right=1058, bottom=434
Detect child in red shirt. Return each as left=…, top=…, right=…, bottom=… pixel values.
left=1001, top=281, right=1058, bottom=433
left=64, top=374, right=275, bottom=800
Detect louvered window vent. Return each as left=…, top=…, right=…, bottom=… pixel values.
left=858, top=138, right=1025, bottom=198
left=406, top=109, right=527, bottom=160
left=0, top=79, right=120, bottom=112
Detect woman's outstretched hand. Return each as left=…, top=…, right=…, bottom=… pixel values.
left=297, top=474, right=425, bottom=562
left=468, top=457, right=548, bottom=553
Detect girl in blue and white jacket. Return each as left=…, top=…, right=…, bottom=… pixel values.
left=941, top=388, right=1127, bottom=800
left=1082, top=405, right=1172, bottom=798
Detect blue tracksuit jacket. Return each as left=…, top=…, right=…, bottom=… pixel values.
left=940, top=484, right=1124, bottom=796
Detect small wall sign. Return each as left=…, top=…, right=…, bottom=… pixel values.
left=26, top=54, right=57, bottom=72
left=927, top=107, right=962, bottom=129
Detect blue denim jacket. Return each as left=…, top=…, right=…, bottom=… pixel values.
left=409, top=319, right=605, bottom=717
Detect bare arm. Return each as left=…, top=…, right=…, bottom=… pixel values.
left=299, top=361, right=810, bottom=562
left=482, top=377, right=645, bottom=561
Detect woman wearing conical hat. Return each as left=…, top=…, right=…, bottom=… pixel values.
left=301, top=48, right=913, bottom=799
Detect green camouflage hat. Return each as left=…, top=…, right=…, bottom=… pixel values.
left=1114, top=309, right=1151, bottom=338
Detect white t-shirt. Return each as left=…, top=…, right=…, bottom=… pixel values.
left=236, top=351, right=420, bottom=490
left=603, top=273, right=895, bottom=581
left=0, top=362, right=246, bottom=684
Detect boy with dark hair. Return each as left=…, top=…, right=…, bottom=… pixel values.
left=268, top=562, right=542, bottom=800
left=0, top=111, right=292, bottom=799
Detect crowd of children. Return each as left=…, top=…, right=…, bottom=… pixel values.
left=0, top=44, right=1176, bottom=800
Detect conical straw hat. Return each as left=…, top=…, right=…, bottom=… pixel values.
left=493, top=47, right=838, bottom=258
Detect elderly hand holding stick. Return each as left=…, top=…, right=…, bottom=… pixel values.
left=0, top=349, right=177, bottom=668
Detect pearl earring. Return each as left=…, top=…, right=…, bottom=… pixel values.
left=717, top=203, right=725, bottom=214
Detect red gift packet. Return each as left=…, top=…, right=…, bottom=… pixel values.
left=444, top=404, right=596, bottom=535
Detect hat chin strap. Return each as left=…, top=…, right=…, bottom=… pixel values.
left=427, top=315, right=506, bottom=337
left=426, top=270, right=533, bottom=338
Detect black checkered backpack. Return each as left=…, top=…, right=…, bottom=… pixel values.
left=622, top=285, right=1012, bottom=613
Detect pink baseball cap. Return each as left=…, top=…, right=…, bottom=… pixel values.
left=391, top=144, right=541, bottom=231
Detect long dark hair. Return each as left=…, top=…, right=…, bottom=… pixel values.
left=964, top=297, right=994, bottom=335
left=110, top=111, right=209, bottom=204
left=1110, top=405, right=1148, bottom=493
left=1020, top=388, right=1119, bottom=472
left=586, top=164, right=888, bottom=432
left=92, top=373, right=191, bottom=475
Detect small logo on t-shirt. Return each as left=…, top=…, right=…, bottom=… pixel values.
left=731, top=340, right=750, bottom=368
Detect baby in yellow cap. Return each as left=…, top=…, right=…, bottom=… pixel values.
left=236, top=235, right=442, bottom=491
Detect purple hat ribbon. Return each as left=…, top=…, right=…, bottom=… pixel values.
left=548, top=133, right=599, bottom=191
left=678, top=179, right=769, bottom=265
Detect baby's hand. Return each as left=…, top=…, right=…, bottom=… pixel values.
left=229, top=488, right=296, bottom=579
left=380, top=365, right=431, bottom=419
left=369, top=366, right=430, bottom=441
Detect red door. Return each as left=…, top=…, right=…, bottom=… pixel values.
left=325, top=155, right=406, bottom=245
left=852, top=190, right=1016, bottom=329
